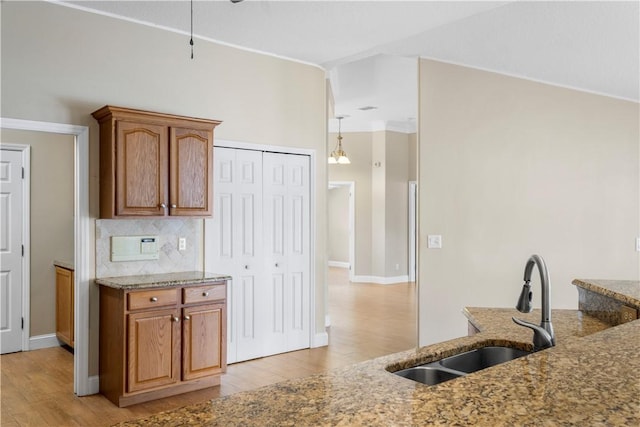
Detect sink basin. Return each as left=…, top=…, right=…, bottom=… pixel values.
left=392, top=345, right=532, bottom=385
left=439, top=346, right=531, bottom=374
left=394, top=366, right=462, bottom=385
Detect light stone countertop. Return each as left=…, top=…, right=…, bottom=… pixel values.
left=572, top=278, right=640, bottom=307
left=115, top=280, right=640, bottom=426
left=54, top=260, right=74, bottom=271
left=95, top=271, right=231, bottom=290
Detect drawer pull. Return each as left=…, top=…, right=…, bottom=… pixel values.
left=184, top=315, right=191, bottom=321
left=172, top=316, right=179, bottom=323
left=202, top=291, right=209, bottom=297
left=150, top=297, right=158, bottom=302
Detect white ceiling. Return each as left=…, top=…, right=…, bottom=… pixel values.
left=61, top=1, right=639, bottom=132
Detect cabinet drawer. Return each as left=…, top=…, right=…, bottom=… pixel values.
left=128, top=288, right=178, bottom=311
left=183, top=284, right=226, bottom=304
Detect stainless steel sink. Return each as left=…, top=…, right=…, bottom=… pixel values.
left=439, top=346, right=531, bottom=374
left=394, top=366, right=462, bottom=385
left=392, top=345, right=532, bottom=386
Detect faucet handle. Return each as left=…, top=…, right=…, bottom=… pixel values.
left=512, top=317, right=555, bottom=351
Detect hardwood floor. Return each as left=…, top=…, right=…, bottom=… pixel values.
left=0, top=268, right=416, bottom=426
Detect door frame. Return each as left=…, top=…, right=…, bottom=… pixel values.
left=0, top=118, right=92, bottom=396
left=0, top=143, right=31, bottom=353
left=211, top=139, right=324, bottom=347
left=408, top=181, right=417, bottom=282
left=327, top=181, right=355, bottom=282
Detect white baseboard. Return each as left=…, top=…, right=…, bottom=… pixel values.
left=352, top=275, right=410, bottom=285
left=328, top=261, right=350, bottom=269
left=29, top=334, right=61, bottom=350
left=312, top=331, right=329, bottom=347
left=88, top=375, right=100, bottom=395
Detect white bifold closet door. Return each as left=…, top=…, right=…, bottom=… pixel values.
left=205, top=147, right=310, bottom=364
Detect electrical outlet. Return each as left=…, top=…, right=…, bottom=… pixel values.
left=636, top=237, right=640, bottom=252
left=179, top=237, right=187, bottom=251
left=620, top=305, right=638, bottom=323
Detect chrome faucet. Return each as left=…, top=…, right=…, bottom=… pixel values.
left=512, top=254, right=555, bottom=351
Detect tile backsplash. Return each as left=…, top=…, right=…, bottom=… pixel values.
left=96, top=219, right=202, bottom=278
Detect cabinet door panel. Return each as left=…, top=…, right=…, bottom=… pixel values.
left=55, top=267, right=74, bottom=347
left=127, top=309, right=180, bottom=393
left=170, top=127, right=213, bottom=216
left=182, top=303, right=225, bottom=380
left=116, top=121, right=168, bottom=216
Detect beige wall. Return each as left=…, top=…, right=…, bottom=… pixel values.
left=328, top=130, right=413, bottom=279
left=327, top=186, right=350, bottom=263
left=1, top=1, right=327, bottom=376
left=384, top=131, right=410, bottom=277
left=409, top=133, right=417, bottom=182
left=0, top=129, right=75, bottom=337
left=418, top=59, right=640, bottom=345
left=371, top=131, right=386, bottom=277
left=328, top=132, right=373, bottom=276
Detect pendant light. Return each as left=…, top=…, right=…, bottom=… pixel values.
left=328, top=116, right=350, bottom=164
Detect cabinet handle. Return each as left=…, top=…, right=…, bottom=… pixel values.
left=184, top=315, right=191, bottom=321
left=159, top=203, right=167, bottom=209
left=275, top=263, right=279, bottom=267
left=244, top=265, right=249, bottom=270
left=150, top=297, right=158, bottom=302
left=171, top=204, right=177, bottom=208
left=172, top=316, right=179, bottom=323
left=202, top=291, right=209, bottom=297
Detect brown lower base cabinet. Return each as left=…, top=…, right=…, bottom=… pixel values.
left=99, top=282, right=226, bottom=407
left=55, top=266, right=74, bottom=348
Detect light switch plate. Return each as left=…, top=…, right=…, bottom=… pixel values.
left=111, top=235, right=159, bottom=262
left=427, top=235, right=442, bottom=249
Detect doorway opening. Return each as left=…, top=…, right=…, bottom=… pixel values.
left=0, top=118, right=92, bottom=396
left=327, top=181, right=355, bottom=282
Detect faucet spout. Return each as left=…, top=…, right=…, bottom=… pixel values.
left=512, top=254, right=555, bottom=351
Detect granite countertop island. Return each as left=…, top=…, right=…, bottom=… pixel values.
left=96, top=271, right=232, bottom=290
left=117, top=279, right=640, bottom=426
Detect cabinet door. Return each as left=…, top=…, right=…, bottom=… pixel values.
left=116, top=121, right=168, bottom=216
left=55, top=267, right=74, bottom=347
left=170, top=127, right=213, bottom=216
left=127, top=309, right=180, bottom=393
left=182, top=303, right=226, bottom=381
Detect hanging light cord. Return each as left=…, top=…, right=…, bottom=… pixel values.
left=190, top=0, right=194, bottom=59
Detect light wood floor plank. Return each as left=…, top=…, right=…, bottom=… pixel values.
left=0, top=268, right=415, bottom=426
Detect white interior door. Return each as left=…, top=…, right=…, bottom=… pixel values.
left=0, top=148, right=25, bottom=354
left=263, top=152, right=310, bottom=353
left=205, top=147, right=264, bottom=363
left=206, top=147, right=311, bottom=363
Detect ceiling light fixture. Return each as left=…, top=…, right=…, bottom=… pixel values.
left=328, top=116, right=350, bottom=165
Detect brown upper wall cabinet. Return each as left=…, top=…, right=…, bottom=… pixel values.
left=92, top=106, right=221, bottom=218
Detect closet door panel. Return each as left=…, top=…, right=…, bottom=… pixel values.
left=205, top=147, right=263, bottom=363
left=263, top=153, right=310, bottom=353
left=234, top=150, right=264, bottom=362
left=206, top=148, right=310, bottom=363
